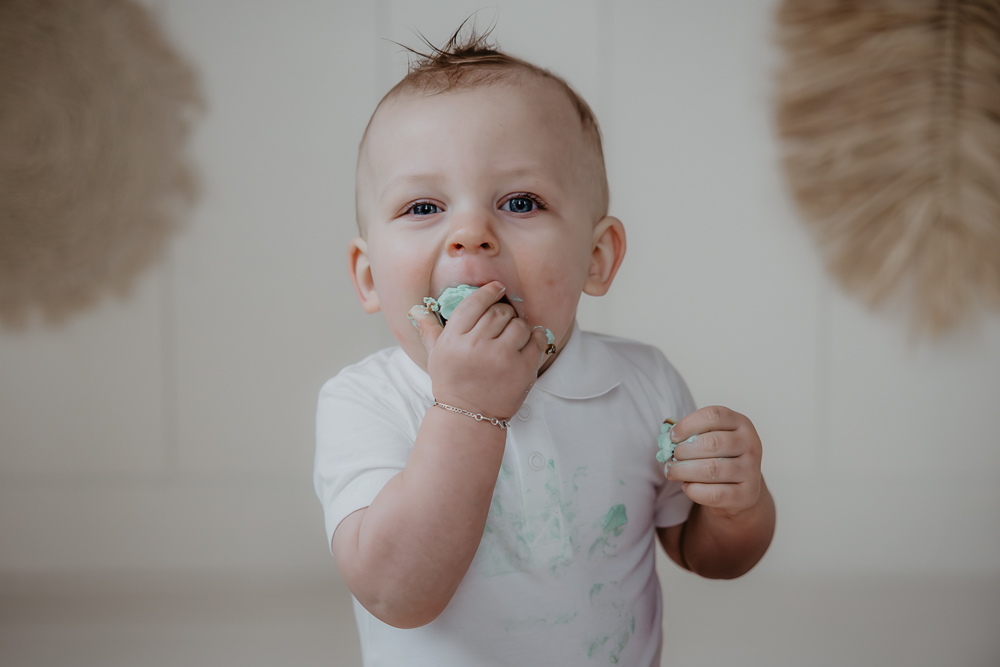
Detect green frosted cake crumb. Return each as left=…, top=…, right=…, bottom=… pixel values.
left=416, top=287, right=553, bottom=349
left=436, top=284, right=478, bottom=320
left=656, top=422, right=696, bottom=465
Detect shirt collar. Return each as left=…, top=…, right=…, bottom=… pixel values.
left=533, top=321, right=622, bottom=400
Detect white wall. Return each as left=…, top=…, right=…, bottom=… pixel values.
left=2, top=0, right=999, bottom=585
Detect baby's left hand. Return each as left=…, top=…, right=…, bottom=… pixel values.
left=664, top=406, right=763, bottom=518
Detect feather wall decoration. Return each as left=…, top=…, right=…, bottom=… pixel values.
left=0, top=0, right=202, bottom=327
left=776, top=0, right=1000, bottom=335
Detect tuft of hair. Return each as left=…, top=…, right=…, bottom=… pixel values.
left=379, top=20, right=603, bottom=152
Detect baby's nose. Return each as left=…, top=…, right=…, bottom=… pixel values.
left=446, top=214, right=499, bottom=257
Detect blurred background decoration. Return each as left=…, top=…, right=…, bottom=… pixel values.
left=0, top=0, right=202, bottom=327
left=777, top=0, right=1000, bottom=336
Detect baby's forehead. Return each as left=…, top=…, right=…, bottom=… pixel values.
left=371, top=78, right=579, bottom=137
left=360, top=80, right=599, bottom=178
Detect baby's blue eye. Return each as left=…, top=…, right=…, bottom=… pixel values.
left=410, top=202, right=440, bottom=216
left=502, top=197, right=536, bottom=214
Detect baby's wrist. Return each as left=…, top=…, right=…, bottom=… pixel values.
left=432, top=400, right=511, bottom=430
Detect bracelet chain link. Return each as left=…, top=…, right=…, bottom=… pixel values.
left=433, top=401, right=511, bottom=430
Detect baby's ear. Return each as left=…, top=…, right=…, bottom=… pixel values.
left=583, top=216, right=626, bottom=296
left=348, top=237, right=381, bottom=313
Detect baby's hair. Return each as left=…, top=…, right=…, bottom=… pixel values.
left=364, top=20, right=604, bottom=155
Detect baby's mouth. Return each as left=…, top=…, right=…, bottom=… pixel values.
left=419, top=286, right=554, bottom=355
left=426, top=284, right=521, bottom=326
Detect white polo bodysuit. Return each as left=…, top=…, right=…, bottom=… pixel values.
left=314, top=323, right=696, bottom=666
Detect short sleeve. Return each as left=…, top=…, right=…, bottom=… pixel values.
left=652, top=350, right=697, bottom=528
left=313, top=367, right=422, bottom=552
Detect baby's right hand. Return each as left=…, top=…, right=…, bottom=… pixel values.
left=408, top=282, right=548, bottom=421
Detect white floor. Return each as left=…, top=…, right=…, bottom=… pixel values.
left=1, top=568, right=998, bottom=666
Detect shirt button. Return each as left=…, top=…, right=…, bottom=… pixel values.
left=528, top=452, right=545, bottom=471
left=517, top=404, right=532, bottom=421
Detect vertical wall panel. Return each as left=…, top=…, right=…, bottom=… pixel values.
left=826, top=288, right=1000, bottom=476
left=165, top=0, right=391, bottom=475
left=0, top=270, right=167, bottom=476
left=607, top=0, right=821, bottom=477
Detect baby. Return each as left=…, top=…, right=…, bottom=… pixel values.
left=315, top=28, right=775, bottom=667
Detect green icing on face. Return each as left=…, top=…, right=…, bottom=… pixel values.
left=545, top=328, right=555, bottom=346
left=436, top=284, right=478, bottom=320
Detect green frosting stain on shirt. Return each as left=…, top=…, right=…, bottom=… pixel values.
left=586, top=582, right=634, bottom=663
left=588, top=504, right=628, bottom=559
left=601, top=504, right=628, bottom=537
left=589, top=583, right=604, bottom=606
left=476, top=457, right=577, bottom=577
left=585, top=620, right=632, bottom=663
left=608, top=618, right=633, bottom=664
left=587, top=635, right=609, bottom=659
left=504, top=611, right=578, bottom=634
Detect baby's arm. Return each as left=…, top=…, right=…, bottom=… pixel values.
left=656, top=406, right=775, bottom=578
left=333, top=282, right=547, bottom=628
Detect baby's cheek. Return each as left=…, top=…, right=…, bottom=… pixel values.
left=533, top=252, right=584, bottom=293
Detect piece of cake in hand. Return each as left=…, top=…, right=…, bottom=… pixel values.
left=419, top=285, right=556, bottom=353
left=656, top=417, right=697, bottom=472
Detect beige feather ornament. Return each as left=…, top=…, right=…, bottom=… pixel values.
left=0, top=0, right=202, bottom=327
left=776, top=0, right=1000, bottom=335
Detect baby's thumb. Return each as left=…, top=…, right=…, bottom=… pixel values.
left=408, top=304, right=444, bottom=353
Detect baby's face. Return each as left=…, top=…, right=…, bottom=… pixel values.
left=351, top=81, right=612, bottom=370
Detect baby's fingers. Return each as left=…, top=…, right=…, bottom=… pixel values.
left=408, top=304, right=444, bottom=353
left=445, top=282, right=507, bottom=334
left=507, top=322, right=548, bottom=370
left=680, top=482, right=746, bottom=511
left=671, top=430, right=749, bottom=462
left=670, top=406, right=744, bottom=443
left=664, top=456, right=747, bottom=484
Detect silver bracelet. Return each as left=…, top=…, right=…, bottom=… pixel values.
left=433, top=401, right=511, bottom=430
